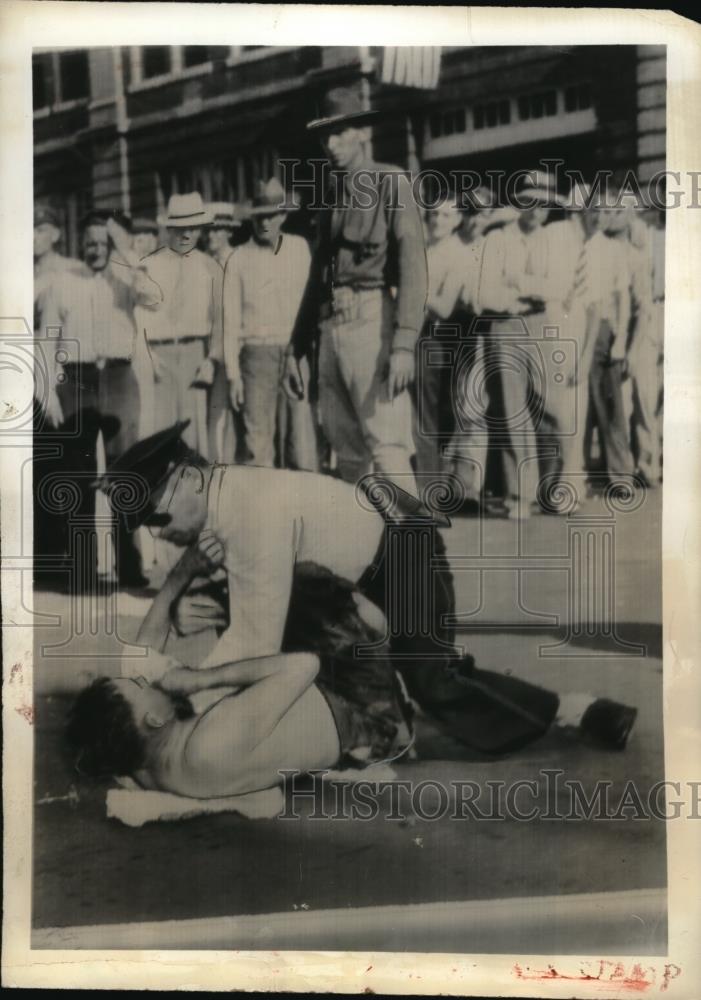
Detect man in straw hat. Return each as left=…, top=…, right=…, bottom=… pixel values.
left=283, top=86, right=427, bottom=493
left=222, top=178, right=318, bottom=470
left=139, top=192, right=225, bottom=460
left=92, top=421, right=638, bottom=757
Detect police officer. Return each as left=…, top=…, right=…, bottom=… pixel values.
left=283, top=87, right=427, bottom=494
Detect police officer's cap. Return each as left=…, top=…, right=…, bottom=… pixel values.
left=95, top=420, right=195, bottom=532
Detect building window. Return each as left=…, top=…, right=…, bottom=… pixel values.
left=57, top=50, right=89, bottom=103
left=518, top=90, right=558, bottom=121
left=32, top=56, right=49, bottom=111
left=564, top=82, right=592, bottom=113
left=473, top=99, right=511, bottom=130
left=182, top=45, right=230, bottom=68
left=142, top=46, right=171, bottom=79
left=429, top=107, right=467, bottom=139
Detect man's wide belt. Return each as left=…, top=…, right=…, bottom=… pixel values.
left=148, top=335, right=207, bottom=346
left=63, top=358, right=131, bottom=369
left=321, top=285, right=383, bottom=324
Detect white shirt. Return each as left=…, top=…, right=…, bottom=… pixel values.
left=477, top=219, right=587, bottom=316
left=222, top=234, right=311, bottom=377
left=142, top=246, right=223, bottom=346
left=38, top=258, right=160, bottom=363
left=200, top=465, right=385, bottom=668
left=426, top=233, right=483, bottom=315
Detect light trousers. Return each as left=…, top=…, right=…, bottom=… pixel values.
left=318, top=289, right=416, bottom=492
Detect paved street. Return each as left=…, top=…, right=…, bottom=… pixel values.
left=30, top=487, right=665, bottom=951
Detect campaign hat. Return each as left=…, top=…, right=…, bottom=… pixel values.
left=307, top=86, right=380, bottom=132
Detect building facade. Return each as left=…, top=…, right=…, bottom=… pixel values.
left=33, top=44, right=665, bottom=254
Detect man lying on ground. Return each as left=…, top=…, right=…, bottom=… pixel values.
left=66, top=553, right=414, bottom=798
left=93, top=421, right=638, bottom=756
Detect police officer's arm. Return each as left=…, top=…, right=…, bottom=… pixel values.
left=198, top=515, right=297, bottom=669
left=387, top=172, right=428, bottom=354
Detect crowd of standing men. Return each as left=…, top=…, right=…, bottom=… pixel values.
left=33, top=86, right=664, bottom=590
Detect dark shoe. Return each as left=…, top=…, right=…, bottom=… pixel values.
left=634, top=468, right=657, bottom=490
left=580, top=698, right=637, bottom=751
left=457, top=496, right=482, bottom=517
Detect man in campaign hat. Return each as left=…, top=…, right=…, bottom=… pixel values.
left=283, top=86, right=427, bottom=494
left=222, top=177, right=318, bottom=470
left=140, top=192, right=228, bottom=461
left=95, top=421, right=638, bottom=756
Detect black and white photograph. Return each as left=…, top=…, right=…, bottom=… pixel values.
left=2, top=3, right=700, bottom=994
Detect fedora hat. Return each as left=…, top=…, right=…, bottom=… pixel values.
left=307, top=86, right=380, bottom=132
left=516, top=170, right=566, bottom=208
left=247, top=178, right=299, bottom=217
left=159, top=192, right=213, bottom=229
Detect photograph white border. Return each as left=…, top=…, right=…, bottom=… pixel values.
left=2, top=3, right=700, bottom=994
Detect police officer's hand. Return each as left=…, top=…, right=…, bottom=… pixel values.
left=386, top=349, right=415, bottom=400
left=179, top=529, right=225, bottom=581
left=282, top=354, right=305, bottom=401
left=229, top=372, right=244, bottom=411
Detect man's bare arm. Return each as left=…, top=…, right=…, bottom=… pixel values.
left=182, top=653, right=321, bottom=765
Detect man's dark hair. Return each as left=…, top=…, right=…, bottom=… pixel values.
left=80, top=209, right=133, bottom=235
left=66, top=678, right=146, bottom=780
